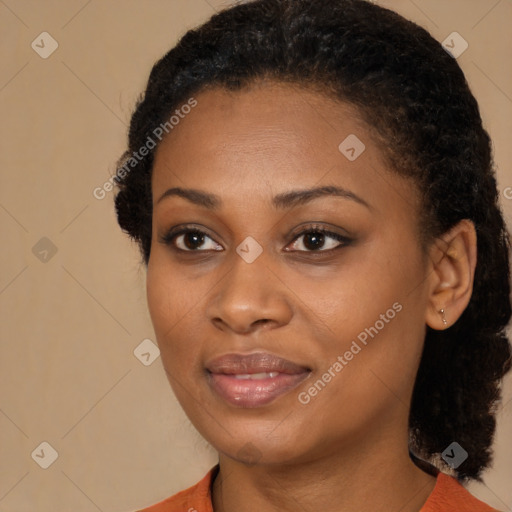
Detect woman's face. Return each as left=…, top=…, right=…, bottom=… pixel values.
left=147, top=81, right=432, bottom=465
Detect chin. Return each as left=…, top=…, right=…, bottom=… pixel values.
left=203, top=421, right=314, bottom=466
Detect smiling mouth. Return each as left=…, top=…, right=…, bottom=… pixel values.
left=205, top=352, right=311, bottom=408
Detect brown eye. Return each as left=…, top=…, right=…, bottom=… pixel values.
left=160, top=227, right=223, bottom=252
left=182, top=231, right=206, bottom=250
left=288, top=228, right=350, bottom=252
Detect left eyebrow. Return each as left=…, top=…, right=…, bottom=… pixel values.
left=272, top=185, right=371, bottom=210
left=155, top=185, right=371, bottom=210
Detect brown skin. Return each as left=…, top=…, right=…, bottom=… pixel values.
left=146, top=81, right=477, bottom=512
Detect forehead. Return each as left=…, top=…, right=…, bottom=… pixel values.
left=156, top=82, right=365, bottom=151
left=151, top=81, right=417, bottom=216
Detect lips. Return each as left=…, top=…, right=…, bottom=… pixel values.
left=206, top=352, right=311, bottom=408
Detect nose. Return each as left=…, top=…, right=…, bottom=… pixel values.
left=206, top=251, right=293, bottom=335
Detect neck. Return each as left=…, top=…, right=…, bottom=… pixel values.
left=212, top=429, right=437, bottom=512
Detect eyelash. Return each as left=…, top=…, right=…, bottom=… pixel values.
left=158, top=224, right=351, bottom=255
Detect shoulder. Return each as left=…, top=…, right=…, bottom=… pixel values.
left=421, top=472, right=501, bottom=512
left=135, top=465, right=218, bottom=512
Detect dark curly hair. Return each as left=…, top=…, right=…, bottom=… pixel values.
left=114, top=0, right=511, bottom=482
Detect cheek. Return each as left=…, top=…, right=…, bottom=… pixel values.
left=146, top=263, right=173, bottom=333
left=146, top=257, right=204, bottom=365
left=336, top=258, right=427, bottom=397
left=146, top=249, right=203, bottom=327
left=316, top=239, right=427, bottom=365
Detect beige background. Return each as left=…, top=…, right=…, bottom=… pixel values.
left=0, top=0, right=511, bottom=510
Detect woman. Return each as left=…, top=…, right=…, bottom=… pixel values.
left=114, top=0, right=511, bottom=510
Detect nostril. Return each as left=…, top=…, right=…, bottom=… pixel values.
left=254, top=319, right=271, bottom=327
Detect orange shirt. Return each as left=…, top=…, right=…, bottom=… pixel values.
left=136, top=465, right=500, bottom=512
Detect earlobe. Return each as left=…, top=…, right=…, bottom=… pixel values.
left=425, top=219, right=477, bottom=330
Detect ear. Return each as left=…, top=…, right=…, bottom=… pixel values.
left=425, top=219, right=477, bottom=330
